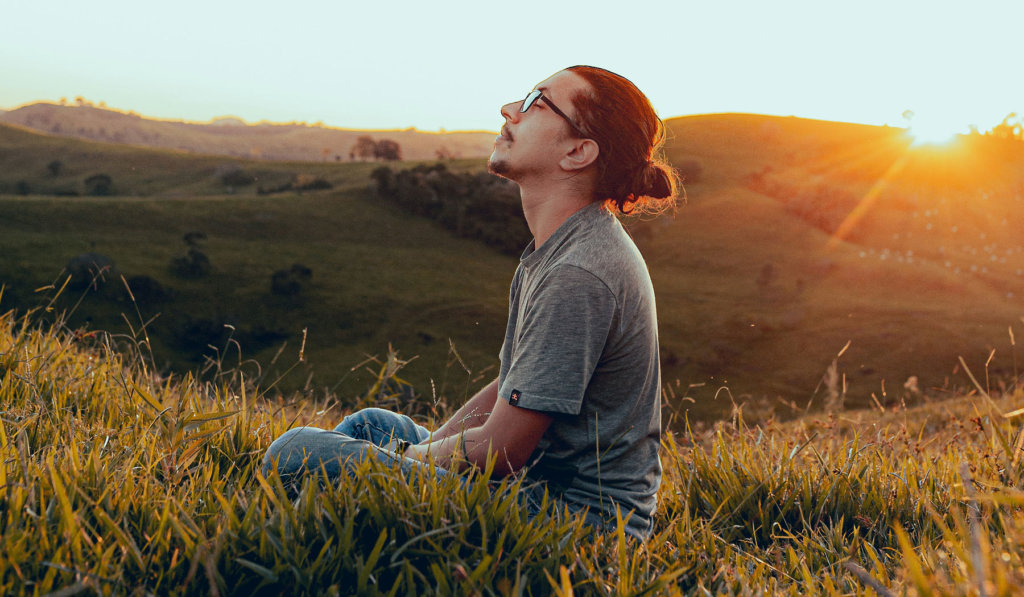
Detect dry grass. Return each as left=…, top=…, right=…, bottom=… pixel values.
left=2, top=298, right=1024, bottom=595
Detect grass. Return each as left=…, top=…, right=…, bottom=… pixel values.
left=2, top=302, right=1024, bottom=595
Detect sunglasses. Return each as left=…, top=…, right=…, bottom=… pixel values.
left=520, top=89, right=586, bottom=137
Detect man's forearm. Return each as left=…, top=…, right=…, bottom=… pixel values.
left=405, top=426, right=485, bottom=473
left=405, top=424, right=514, bottom=476
left=430, top=377, right=500, bottom=440
left=404, top=377, right=551, bottom=478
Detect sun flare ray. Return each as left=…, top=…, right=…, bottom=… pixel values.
left=825, top=152, right=910, bottom=250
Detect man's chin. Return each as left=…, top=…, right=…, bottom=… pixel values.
left=487, top=156, right=513, bottom=180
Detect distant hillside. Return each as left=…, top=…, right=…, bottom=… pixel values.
left=641, top=113, right=1024, bottom=415
left=0, top=102, right=496, bottom=161
left=0, top=115, right=1021, bottom=421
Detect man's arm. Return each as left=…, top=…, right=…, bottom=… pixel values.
left=429, top=377, right=500, bottom=441
left=405, top=386, right=552, bottom=477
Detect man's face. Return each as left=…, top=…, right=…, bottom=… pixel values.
left=488, top=70, right=589, bottom=182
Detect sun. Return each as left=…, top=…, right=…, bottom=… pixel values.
left=904, top=110, right=964, bottom=147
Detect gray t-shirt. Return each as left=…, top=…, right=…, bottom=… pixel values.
left=498, top=201, right=662, bottom=535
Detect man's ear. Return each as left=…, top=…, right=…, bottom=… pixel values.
left=559, top=138, right=599, bottom=172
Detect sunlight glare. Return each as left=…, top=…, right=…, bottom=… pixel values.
left=906, top=111, right=963, bottom=147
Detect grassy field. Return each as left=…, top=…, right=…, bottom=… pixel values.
left=1, top=118, right=1023, bottom=423
left=0, top=188, right=515, bottom=408
left=2, top=307, right=1024, bottom=594
left=0, top=121, right=512, bottom=406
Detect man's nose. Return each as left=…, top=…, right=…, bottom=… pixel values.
left=500, top=101, right=522, bottom=123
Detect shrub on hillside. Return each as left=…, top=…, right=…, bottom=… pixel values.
left=84, top=173, right=114, bottom=196
left=47, top=160, right=63, bottom=177
left=293, top=174, right=332, bottom=190
left=257, top=174, right=332, bottom=195
left=15, top=180, right=30, bottom=195
left=170, top=248, right=211, bottom=278
left=65, top=252, right=117, bottom=292
left=216, top=164, right=256, bottom=187
left=270, top=263, right=313, bottom=297
left=170, top=232, right=211, bottom=278
left=370, top=166, right=394, bottom=195
left=172, top=315, right=231, bottom=354
left=122, top=274, right=171, bottom=306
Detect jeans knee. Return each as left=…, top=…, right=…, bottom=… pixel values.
left=335, top=407, right=397, bottom=438
left=262, top=427, right=310, bottom=475
left=346, top=407, right=391, bottom=426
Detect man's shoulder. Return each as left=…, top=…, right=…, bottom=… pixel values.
left=554, top=209, right=646, bottom=283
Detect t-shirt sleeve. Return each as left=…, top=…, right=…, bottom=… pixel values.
left=498, top=264, right=616, bottom=415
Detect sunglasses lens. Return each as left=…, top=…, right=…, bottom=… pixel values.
left=521, top=90, right=541, bottom=113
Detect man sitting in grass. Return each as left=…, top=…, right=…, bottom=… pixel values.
left=263, top=65, right=679, bottom=540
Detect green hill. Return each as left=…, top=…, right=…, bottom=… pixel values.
left=1, top=117, right=1022, bottom=421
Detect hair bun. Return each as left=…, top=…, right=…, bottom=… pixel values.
left=639, top=161, right=674, bottom=200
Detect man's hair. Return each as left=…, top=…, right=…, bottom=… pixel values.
left=567, top=65, right=680, bottom=214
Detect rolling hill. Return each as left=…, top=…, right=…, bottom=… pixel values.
left=0, top=102, right=496, bottom=161
left=0, top=116, right=1021, bottom=421
left=641, top=114, right=1023, bottom=417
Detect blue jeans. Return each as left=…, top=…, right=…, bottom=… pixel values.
left=262, top=408, right=650, bottom=540
left=261, top=407, right=453, bottom=481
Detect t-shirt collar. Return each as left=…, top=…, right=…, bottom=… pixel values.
left=520, top=201, right=604, bottom=265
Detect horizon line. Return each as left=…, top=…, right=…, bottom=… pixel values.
left=0, top=97, right=918, bottom=135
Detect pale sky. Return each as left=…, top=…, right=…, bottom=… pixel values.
left=2, top=0, right=1021, bottom=135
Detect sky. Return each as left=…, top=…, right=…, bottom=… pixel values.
left=2, top=0, right=1021, bottom=135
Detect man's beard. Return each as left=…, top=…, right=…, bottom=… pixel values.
left=487, top=154, right=513, bottom=179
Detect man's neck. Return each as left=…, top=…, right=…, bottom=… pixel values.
left=519, top=181, right=594, bottom=249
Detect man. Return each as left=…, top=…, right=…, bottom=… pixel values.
left=263, top=66, right=678, bottom=539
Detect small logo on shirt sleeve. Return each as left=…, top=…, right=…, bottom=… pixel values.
left=509, top=389, right=521, bottom=406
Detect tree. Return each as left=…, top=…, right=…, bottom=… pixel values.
left=65, top=253, right=117, bottom=291
left=47, top=160, right=63, bottom=177
left=989, top=113, right=1023, bottom=141
left=171, top=232, right=211, bottom=278
left=84, top=173, right=113, bottom=196
left=370, top=166, right=394, bottom=195
left=352, top=136, right=377, bottom=161
left=170, top=249, right=211, bottom=278
left=183, top=231, right=207, bottom=248
left=270, top=264, right=313, bottom=297
left=375, top=139, right=402, bottom=161
left=123, top=275, right=170, bottom=306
